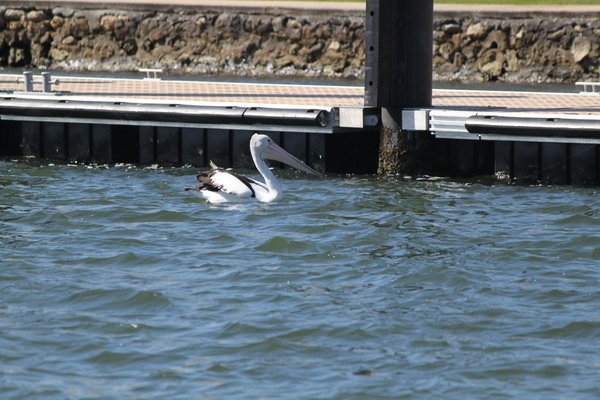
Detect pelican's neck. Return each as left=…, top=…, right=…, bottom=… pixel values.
left=252, top=148, right=282, bottom=200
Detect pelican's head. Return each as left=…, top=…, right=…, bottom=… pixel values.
left=250, top=133, right=273, bottom=155
left=250, top=133, right=320, bottom=176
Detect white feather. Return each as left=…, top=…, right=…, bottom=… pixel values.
left=197, top=190, right=245, bottom=204
left=209, top=170, right=254, bottom=197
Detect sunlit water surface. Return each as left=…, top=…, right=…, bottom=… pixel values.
left=1, top=161, right=600, bottom=399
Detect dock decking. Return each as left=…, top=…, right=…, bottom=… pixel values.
left=1, top=74, right=599, bottom=114
left=0, top=75, right=363, bottom=109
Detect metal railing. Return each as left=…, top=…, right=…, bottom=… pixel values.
left=139, top=68, right=163, bottom=80
left=575, top=81, right=600, bottom=94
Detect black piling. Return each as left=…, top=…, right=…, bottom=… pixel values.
left=365, top=0, right=434, bottom=175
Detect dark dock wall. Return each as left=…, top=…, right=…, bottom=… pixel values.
left=434, top=139, right=495, bottom=178
left=3, top=118, right=599, bottom=184
left=0, top=120, right=22, bottom=157
left=495, top=141, right=600, bottom=185
left=0, top=119, right=380, bottom=174
left=434, top=139, right=600, bottom=185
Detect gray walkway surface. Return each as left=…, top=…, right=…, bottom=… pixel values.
left=2, top=74, right=600, bottom=117
left=16, top=1, right=600, bottom=12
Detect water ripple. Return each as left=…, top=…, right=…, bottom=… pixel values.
left=60, top=289, right=172, bottom=312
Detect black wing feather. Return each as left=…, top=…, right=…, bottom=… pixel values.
left=196, top=161, right=265, bottom=197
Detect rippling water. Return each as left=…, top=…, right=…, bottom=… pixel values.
left=1, top=160, right=600, bottom=399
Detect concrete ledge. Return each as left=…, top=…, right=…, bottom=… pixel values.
left=10, top=1, right=366, bottom=16
left=13, top=1, right=600, bottom=15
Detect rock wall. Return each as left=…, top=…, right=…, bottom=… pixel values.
left=0, top=5, right=365, bottom=79
left=433, top=12, right=600, bottom=83
left=0, top=4, right=599, bottom=83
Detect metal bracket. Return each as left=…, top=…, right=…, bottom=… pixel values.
left=17, top=71, right=60, bottom=93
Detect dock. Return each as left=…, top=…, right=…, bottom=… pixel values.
left=403, top=88, right=600, bottom=184
left=2, top=72, right=600, bottom=181
left=0, top=73, right=380, bottom=173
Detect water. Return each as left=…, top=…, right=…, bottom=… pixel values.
left=1, top=160, right=600, bottom=399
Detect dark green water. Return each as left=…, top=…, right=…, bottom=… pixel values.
left=1, top=161, right=600, bottom=399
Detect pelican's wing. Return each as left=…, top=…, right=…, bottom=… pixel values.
left=197, top=162, right=263, bottom=198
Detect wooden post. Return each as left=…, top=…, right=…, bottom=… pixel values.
left=365, top=0, right=434, bottom=175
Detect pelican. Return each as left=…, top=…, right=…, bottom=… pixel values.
left=186, top=133, right=320, bottom=203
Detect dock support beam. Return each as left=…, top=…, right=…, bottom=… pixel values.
left=365, top=0, right=434, bottom=175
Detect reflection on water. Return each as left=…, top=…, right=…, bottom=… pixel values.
left=433, top=80, right=579, bottom=93
left=1, top=160, right=599, bottom=398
